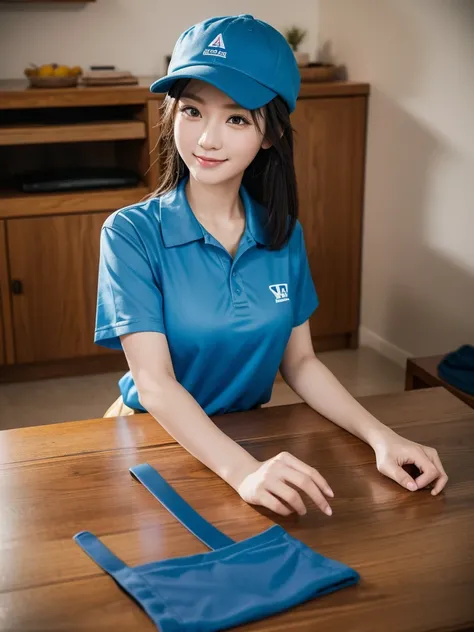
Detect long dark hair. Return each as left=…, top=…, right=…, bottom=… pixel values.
left=148, top=79, right=298, bottom=249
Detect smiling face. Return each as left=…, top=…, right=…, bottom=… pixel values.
left=173, top=79, right=270, bottom=186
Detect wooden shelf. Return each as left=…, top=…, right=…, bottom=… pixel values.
left=0, top=78, right=369, bottom=111
left=0, top=185, right=150, bottom=219
left=0, top=78, right=163, bottom=110
left=0, top=121, right=146, bottom=146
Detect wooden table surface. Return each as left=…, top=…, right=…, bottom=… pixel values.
left=1, top=387, right=473, bottom=632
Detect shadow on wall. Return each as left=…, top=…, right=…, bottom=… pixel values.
left=318, top=0, right=426, bottom=96
left=364, top=89, right=474, bottom=356
left=318, top=0, right=474, bottom=357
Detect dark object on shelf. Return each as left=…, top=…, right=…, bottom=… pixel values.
left=300, top=63, right=339, bottom=82
left=81, top=70, right=139, bottom=87
left=17, top=167, right=140, bottom=194
left=438, top=345, right=474, bottom=396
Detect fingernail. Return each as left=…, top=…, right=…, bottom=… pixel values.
left=327, top=488, right=334, bottom=498
left=407, top=482, right=417, bottom=491
left=325, top=507, right=332, bottom=516
left=431, top=490, right=437, bottom=496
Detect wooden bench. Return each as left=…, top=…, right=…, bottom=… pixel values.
left=405, top=354, right=474, bottom=409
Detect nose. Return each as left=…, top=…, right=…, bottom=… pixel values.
left=197, top=119, right=223, bottom=152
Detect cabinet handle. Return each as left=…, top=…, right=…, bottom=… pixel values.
left=11, top=280, right=24, bottom=295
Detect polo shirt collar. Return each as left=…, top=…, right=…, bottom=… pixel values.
left=160, top=177, right=271, bottom=248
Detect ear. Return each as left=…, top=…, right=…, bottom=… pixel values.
left=260, top=125, right=284, bottom=150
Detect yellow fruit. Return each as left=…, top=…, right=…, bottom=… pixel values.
left=53, top=65, right=71, bottom=77
left=38, top=64, right=56, bottom=77
left=70, top=66, right=83, bottom=77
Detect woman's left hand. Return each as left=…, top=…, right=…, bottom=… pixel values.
left=371, top=430, right=448, bottom=496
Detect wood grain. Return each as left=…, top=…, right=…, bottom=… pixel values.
left=0, top=186, right=150, bottom=219
left=0, top=78, right=162, bottom=110
left=0, top=388, right=473, bottom=631
left=6, top=211, right=112, bottom=363
left=0, top=387, right=468, bottom=464
left=0, top=121, right=146, bottom=146
left=292, top=96, right=367, bottom=342
left=0, top=220, right=15, bottom=364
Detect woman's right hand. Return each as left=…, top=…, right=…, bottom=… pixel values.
left=236, top=451, right=334, bottom=517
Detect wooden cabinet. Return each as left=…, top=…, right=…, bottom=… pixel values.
left=293, top=95, right=367, bottom=349
left=0, top=221, right=5, bottom=365
left=0, top=78, right=160, bottom=381
left=6, top=212, right=110, bottom=363
left=0, top=79, right=368, bottom=381
left=0, top=220, right=14, bottom=366
left=0, top=311, right=3, bottom=365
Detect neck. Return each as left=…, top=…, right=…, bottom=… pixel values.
left=185, top=174, right=245, bottom=224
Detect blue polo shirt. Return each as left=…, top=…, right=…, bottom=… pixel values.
left=95, top=177, right=318, bottom=415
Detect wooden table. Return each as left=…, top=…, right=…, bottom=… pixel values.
left=406, top=354, right=474, bottom=409
left=1, top=388, right=473, bottom=631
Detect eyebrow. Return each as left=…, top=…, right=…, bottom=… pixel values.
left=180, top=92, right=248, bottom=111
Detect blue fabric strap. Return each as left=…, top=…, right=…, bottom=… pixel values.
left=129, top=463, right=236, bottom=550
left=74, top=531, right=127, bottom=575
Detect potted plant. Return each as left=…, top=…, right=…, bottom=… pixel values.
left=284, top=26, right=309, bottom=66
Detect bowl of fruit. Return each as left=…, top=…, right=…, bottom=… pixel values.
left=24, top=63, right=83, bottom=88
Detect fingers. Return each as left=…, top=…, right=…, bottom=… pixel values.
left=259, top=490, right=292, bottom=516
left=279, top=465, right=333, bottom=516
left=278, top=452, right=334, bottom=498
left=427, top=449, right=449, bottom=496
left=383, top=462, right=418, bottom=491
left=255, top=452, right=333, bottom=517
left=408, top=449, right=441, bottom=490
left=271, top=480, right=307, bottom=516
left=381, top=447, right=447, bottom=494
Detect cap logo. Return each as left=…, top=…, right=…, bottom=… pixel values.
left=208, top=33, right=225, bottom=49
left=203, top=33, right=227, bottom=59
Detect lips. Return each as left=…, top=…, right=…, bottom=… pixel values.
left=194, top=154, right=227, bottom=166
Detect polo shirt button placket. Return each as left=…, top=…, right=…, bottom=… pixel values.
left=230, top=268, right=243, bottom=302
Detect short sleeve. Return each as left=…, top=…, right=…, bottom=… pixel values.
left=291, top=222, right=319, bottom=327
left=94, top=213, right=166, bottom=350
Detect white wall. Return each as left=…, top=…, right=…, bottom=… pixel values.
left=319, top=0, right=474, bottom=364
left=0, top=0, right=318, bottom=79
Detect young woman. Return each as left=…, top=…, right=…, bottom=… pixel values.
left=96, top=15, right=448, bottom=517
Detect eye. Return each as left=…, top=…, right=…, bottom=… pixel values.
left=180, top=106, right=201, bottom=118
left=228, top=115, right=250, bottom=126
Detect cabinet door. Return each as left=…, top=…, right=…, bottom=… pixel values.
left=0, top=221, right=5, bottom=365
left=0, top=293, right=4, bottom=366
left=7, top=212, right=112, bottom=364
left=292, top=96, right=367, bottom=339
left=0, top=219, right=15, bottom=365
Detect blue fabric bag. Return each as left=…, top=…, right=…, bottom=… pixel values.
left=438, top=344, right=474, bottom=396
left=74, top=463, right=360, bottom=631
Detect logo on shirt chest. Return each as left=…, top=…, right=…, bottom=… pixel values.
left=269, top=283, right=289, bottom=303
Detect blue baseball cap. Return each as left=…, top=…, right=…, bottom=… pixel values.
left=150, top=14, right=301, bottom=113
